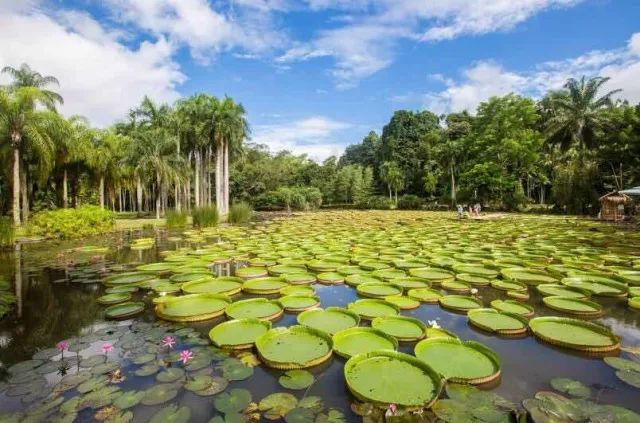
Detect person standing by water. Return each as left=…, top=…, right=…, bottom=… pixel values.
left=474, top=203, right=482, bottom=217
left=457, top=204, right=464, bottom=219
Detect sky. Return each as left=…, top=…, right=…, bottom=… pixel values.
left=0, top=0, right=639, bottom=161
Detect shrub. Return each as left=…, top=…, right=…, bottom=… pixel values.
left=28, top=206, right=116, bottom=239
left=358, top=196, right=394, bottom=210
left=165, top=210, right=188, bottom=228
left=228, top=202, right=253, bottom=224
left=397, top=195, right=424, bottom=210
left=0, top=218, right=15, bottom=248
left=300, top=187, right=323, bottom=210
left=192, top=206, right=219, bottom=228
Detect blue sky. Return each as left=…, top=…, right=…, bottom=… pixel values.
left=1, top=0, right=639, bottom=160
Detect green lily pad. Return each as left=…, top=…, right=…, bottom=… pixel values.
left=371, top=315, right=426, bottom=341
left=347, top=299, right=399, bottom=320
left=135, top=363, right=160, bottom=376
left=97, top=292, right=132, bottom=305
left=550, top=378, right=591, bottom=398
left=156, top=367, right=185, bottom=382
left=332, top=327, right=398, bottom=358
left=218, top=358, right=254, bottom=381
left=281, top=273, right=317, bottom=285
left=284, top=407, right=315, bottom=423
left=407, top=287, right=442, bottom=303
left=615, top=369, right=640, bottom=388
left=490, top=279, right=527, bottom=292
left=536, top=284, right=589, bottom=298
left=214, top=388, right=253, bottom=414
left=141, top=383, right=179, bottom=405
left=529, top=316, right=620, bottom=352
left=181, top=278, right=243, bottom=296
left=113, top=390, right=145, bottom=409
left=542, top=296, right=603, bottom=317
left=490, top=299, right=534, bottom=317
left=189, top=376, right=229, bottom=396
left=242, top=277, right=288, bottom=294
left=209, top=318, right=272, bottom=349
left=155, top=293, right=231, bottom=322
left=408, top=267, right=455, bottom=283
left=383, top=295, right=420, bottom=310
left=280, top=285, right=315, bottom=296
left=439, top=295, right=483, bottom=313
left=316, top=272, right=345, bottom=285
left=149, top=404, right=191, bottom=423
left=278, top=370, right=315, bottom=390
left=468, top=309, right=529, bottom=335
left=604, top=357, right=640, bottom=372
left=297, top=307, right=360, bottom=335
left=256, top=326, right=333, bottom=369
left=278, top=295, right=320, bottom=312
left=259, top=392, right=298, bottom=420
left=225, top=298, right=284, bottom=321
left=104, top=302, right=145, bottom=319
left=356, top=282, right=402, bottom=298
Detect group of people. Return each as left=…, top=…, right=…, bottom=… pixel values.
left=457, top=203, right=482, bottom=219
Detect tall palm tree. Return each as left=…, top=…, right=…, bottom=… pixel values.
left=0, top=87, right=59, bottom=225
left=210, top=97, right=249, bottom=215
left=544, top=76, right=621, bottom=152
left=379, top=161, right=404, bottom=205
left=54, top=116, right=93, bottom=208
left=2, top=63, right=64, bottom=105
left=88, top=130, right=124, bottom=209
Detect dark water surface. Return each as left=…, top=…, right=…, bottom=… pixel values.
left=0, top=214, right=639, bottom=422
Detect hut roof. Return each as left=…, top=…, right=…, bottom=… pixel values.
left=599, top=191, right=632, bottom=204
left=620, top=186, right=640, bottom=196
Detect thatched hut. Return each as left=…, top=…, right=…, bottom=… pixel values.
left=599, top=191, right=631, bottom=221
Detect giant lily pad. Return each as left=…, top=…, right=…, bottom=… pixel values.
left=562, top=276, right=628, bottom=297
left=297, top=307, right=360, bottom=335
left=209, top=318, right=272, bottom=349
left=280, top=285, right=315, bottom=296
left=529, top=316, right=620, bottom=352
left=256, top=325, right=333, bottom=369
left=407, top=287, right=442, bottom=303
left=259, top=392, right=299, bottom=420
left=542, top=296, right=603, bottom=317
left=439, top=295, right=483, bottom=313
left=550, top=378, right=591, bottom=398
left=344, top=350, right=443, bottom=409
left=242, top=277, right=289, bottom=294
left=97, top=292, right=131, bottom=305
left=225, top=298, right=284, bottom=321
left=181, top=277, right=243, bottom=296
left=113, top=390, right=145, bottom=409
left=347, top=299, right=399, bottom=320
left=332, top=327, right=398, bottom=358
left=155, top=293, right=230, bottom=322
left=536, top=284, right=589, bottom=298
left=408, top=267, right=455, bottom=284
left=414, top=338, right=501, bottom=384
left=371, top=315, right=426, bottom=341
left=356, top=282, right=402, bottom=298
left=383, top=295, right=420, bottom=310
left=104, top=272, right=155, bottom=286
left=501, top=268, right=557, bottom=285
left=468, top=309, right=529, bottom=336
left=490, top=299, right=534, bottom=317
left=104, top=302, right=145, bottom=319
left=235, top=266, right=268, bottom=279
left=278, top=295, right=320, bottom=312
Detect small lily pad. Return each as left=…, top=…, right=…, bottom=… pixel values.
left=550, top=378, right=591, bottom=398
left=156, top=367, right=185, bottom=382
left=113, top=390, right=145, bottom=409
left=214, top=388, right=252, bottom=414
left=278, top=370, right=315, bottom=390
left=150, top=404, right=191, bottom=423
left=141, top=383, right=179, bottom=405
left=259, top=392, right=298, bottom=420
left=218, top=358, right=254, bottom=381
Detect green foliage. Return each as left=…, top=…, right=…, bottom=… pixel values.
left=0, top=217, right=15, bottom=248
left=255, top=187, right=323, bottom=211
left=165, top=210, right=188, bottom=228
left=357, top=196, right=394, bottom=210
left=28, top=205, right=115, bottom=239
left=228, top=202, right=253, bottom=224
left=397, top=195, right=424, bottom=210
left=0, top=277, right=17, bottom=319
left=552, top=159, right=601, bottom=214
left=192, top=206, right=219, bottom=228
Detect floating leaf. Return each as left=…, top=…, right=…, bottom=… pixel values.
left=259, top=393, right=298, bottom=420
left=214, top=388, right=253, bottom=414
left=141, top=384, right=179, bottom=406
left=285, top=408, right=315, bottom=423
left=603, top=357, right=640, bottom=372
left=550, top=378, right=591, bottom=398
left=279, top=370, right=314, bottom=390
left=113, top=390, right=145, bottom=409
left=134, top=363, right=161, bottom=377
left=238, top=352, right=261, bottom=368
left=615, top=370, right=640, bottom=388
left=298, top=396, right=324, bottom=413
left=315, top=409, right=346, bottom=423
left=156, top=367, right=185, bottom=383
left=218, top=358, right=254, bottom=381
left=150, top=404, right=191, bottom=423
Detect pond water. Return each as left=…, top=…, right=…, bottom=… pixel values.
left=0, top=211, right=639, bottom=422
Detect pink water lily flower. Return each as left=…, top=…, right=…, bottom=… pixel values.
left=162, top=336, right=176, bottom=350
left=387, top=404, right=397, bottom=416
left=57, top=340, right=69, bottom=351
left=180, top=350, right=193, bottom=365
left=102, top=343, right=113, bottom=355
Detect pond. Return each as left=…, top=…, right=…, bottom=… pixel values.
left=0, top=211, right=639, bottom=422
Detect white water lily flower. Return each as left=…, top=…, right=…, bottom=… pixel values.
left=428, top=320, right=440, bottom=329
left=470, top=288, right=479, bottom=295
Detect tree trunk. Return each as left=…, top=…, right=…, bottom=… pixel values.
left=215, top=145, right=224, bottom=215
left=156, top=172, right=161, bottom=220
left=186, top=178, right=191, bottom=211
left=63, top=168, right=68, bottom=208
left=136, top=177, right=143, bottom=213
left=223, top=141, right=229, bottom=215
left=12, top=147, right=20, bottom=225
left=175, top=182, right=181, bottom=212
left=20, top=163, right=28, bottom=223
left=194, top=152, right=201, bottom=207
left=450, top=163, right=456, bottom=205
left=387, top=185, right=392, bottom=201
left=99, top=176, right=105, bottom=208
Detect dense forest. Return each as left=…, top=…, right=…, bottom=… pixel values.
left=1, top=64, right=640, bottom=226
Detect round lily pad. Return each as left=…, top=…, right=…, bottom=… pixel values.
left=268, top=265, right=307, bottom=276
left=256, top=325, right=333, bottom=369
left=104, top=302, right=145, bottom=319
left=242, top=277, right=289, bottom=294
left=137, top=262, right=174, bottom=273
left=149, top=404, right=191, bottom=423
left=490, top=279, right=527, bottom=292
left=409, top=267, right=455, bottom=284
left=332, top=327, right=398, bottom=358
left=550, top=378, right=591, bottom=398
left=155, top=293, right=231, bottom=322
left=562, top=276, right=628, bottom=297
left=629, top=297, right=640, bottom=311
left=467, top=309, right=529, bottom=336
left=209, top=318, right=272, bottom=349
left=414, top=338, right=501, bottom=384
left=389, top=277, right=430, bottom=290
left=280, top=285, right=315, bottom=296
left=218, top=357, right=254, bottom=380
left=97, top=292, right=132, bottom=305
left=279, top=370, right=315, bottom=390
left=536, top=284, right=589, bottom=298
left=141, top=383, right=179, bottom=405
left=156, top=367, right=185, bottom=382
left=383, top=295, right=420, bottom=310
left=181, top=277, right=243, bottom=296
left=371, top=316, right=426, bottom=341
left=104, top=272, right=155, bottom=286
left=456, top=273, right=491, bottom=286
left=113, top=390, right=145, bottom=409
left=214, top=388, right=252, bottom=413
left=542, top=296, right=603, bottom=317
left=490, top=299, right=534, bottom=317
left=501, top=268, right=557, bottom=285
left=282, top=273, right=317, bottom=285
left=441, top=280, right=472, bottom=293
left=278, top=295, right=320, bottom=312
left=407, top=287, right=442, bottom=303
left=439, top=295, right=483, bottom=313
left=259, top=392, right=298, bottom=419
left=236, top=266, right=268, bottom=279
left=345, top=274, right=381, bottom=287
left=347, top=299, right=400, bottom=320
left=356, top=282, right=402, bottom=298
left=184, top=375, right=228, bottom=396
left=225, top=298, right=284, bottom=321
left=316, top=272, right=345, bottom=285
left=344, top=350, right=444, bottom=408
left=297, top=307, right=360, bottom=335
left=529, top=316, right=620, bottom=352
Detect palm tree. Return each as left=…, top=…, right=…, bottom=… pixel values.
left=54, top=116, right=93, bottom=208
left=2, top=63, right=64, bottom=105
left=88, top=130, right=124, bottom=209
left=210, top=97, right=249, bottom=215
left=379, top=161, right=404, bottom=205
left=0, top=87, right=60, bottom=224
left=544, top=76, right=621, bottom=152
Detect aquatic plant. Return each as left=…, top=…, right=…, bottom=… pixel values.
left=165, top=210, right=189, bottom=228
left=0, top=217, right=15, bottom=248
left=192, top=205, right=219, bottom=228
left=228, top=201, right=253, bottom=224
left=28, top=205, right=115, bottom=239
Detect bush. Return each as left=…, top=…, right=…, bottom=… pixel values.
left=165, top=210, right=188, bottom=228
left=358, top=196, right=394, bottom=210
left=300, top=187, right=323, bottom=210
left=28, top=206, right=115, bottom=239
left=253, top=187, right=323, bottom=211
left=0, top=218, right=15, bottom=248
left=397, top=195, right=424, bottom=210
left=228, top=202, right=253, bottom=224
left=192, top=206, right=219, bottom=228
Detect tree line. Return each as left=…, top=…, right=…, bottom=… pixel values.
left=2, top=64, right=639, bottom=223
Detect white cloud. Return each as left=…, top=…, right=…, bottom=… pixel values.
left=251, top=116, right=351, bottom=161
left=0, top=7, right=185, bottom=126
left=421, top=32, right=640, bottom=114
left=281, top=0, right=583, bottom=87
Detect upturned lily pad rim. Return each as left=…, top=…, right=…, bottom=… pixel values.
left=439, top=295, right=483, bottom=313
left=104, top=301, right=145, bottom=319
left=180, top=278, right=242, bottom=296
left=407, top=287, right=442, bottom=303
left=278, top=295, right=321, bottom=312
left=490, top=299, right=535, bottom=317
left=414, top=337, right=501, bottom=385
left=97, top=292, right=132, bottom=305
left=297, top=307, right=360, bottom=335
left=255, top=325, right=334, bottom=369
left=542, top=296, right=603, bottom=317
left=208, top=318, right=272, bottom=349
left=561, top=277, right=628, bottom=297
left=467, top=308, right=529, bottom=336
left=332, top=327, right=398, bottom=358
left=371, top=315, right=427, bottom=341
left=242, top=277, right=289, bottom=294
left=224, top=298, right=284, bottom=321
left=629, top=296, right=640, bottom=310
left=347, top=299, right=400, bottom=320
left=529, top=316, right=620, bottom=353
left=356, top=282, right=403, bottom=298
left=344, top=350, right=445, bottom=409
left=154, top=293, right=231, bottom=322
left=536, top=283, right=590, bottom=298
